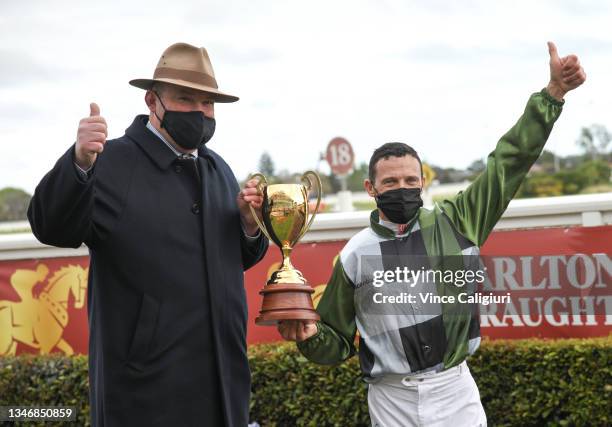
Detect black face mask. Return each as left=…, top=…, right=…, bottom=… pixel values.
left=154, top=92, right=216, bottom=150
left=375, top=187, right=423, bottom=224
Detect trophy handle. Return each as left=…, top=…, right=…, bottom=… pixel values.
left=297, top=170, right=322, bottom=241
left=247, top=172, right=274, bottom=243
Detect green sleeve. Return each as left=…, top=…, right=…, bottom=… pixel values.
left=297, top=258, right=357, bottom=365
left=439, top=89, right=564, bottom=246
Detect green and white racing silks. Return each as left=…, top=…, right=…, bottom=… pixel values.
left=297, top=89, right=564, bottom=378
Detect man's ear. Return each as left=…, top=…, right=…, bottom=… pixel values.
left=364, top=179, right=377, bottom=197
left=144, top=91, right=157, bottom=113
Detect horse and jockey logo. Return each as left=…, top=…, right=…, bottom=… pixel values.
left=0, top=264, right=88, bottom=356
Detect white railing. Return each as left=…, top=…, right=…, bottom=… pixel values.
left=305, top=192, right=612, bottom=242
left=0, top=193, right=610, bottom=261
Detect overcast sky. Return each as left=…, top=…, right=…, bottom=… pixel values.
left=1, top=0, right=611, bottom=194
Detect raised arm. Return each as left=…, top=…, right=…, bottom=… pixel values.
left=28, top=103, right=107, bottom=248
left=438, top=42, right=586, bottom=246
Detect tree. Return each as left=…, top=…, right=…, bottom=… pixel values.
left=576, top=160, right=611, bottom=188
left=555, top=169, right=585, bottom=195
left=257, top=152, right=276, bottom=178
left=326, top=173, right=342, bottom=193
left=430, top=166, right=470, bottom=184
left=345, top=162, right=368, bottom=192
left=467, top=159, right=486, bottom=174
left=577, top=124, right=611, bottom=161
left=518, top=174, right=564, bottom=198
left=0, top=187, right=31, bottom=221
left=317, top=173, right=335, bottom=195
left=467, top=158, right=486, bottom=181
left=534, top=149, right=561, bottom=173
left=517, top=159, right=610, bottom=199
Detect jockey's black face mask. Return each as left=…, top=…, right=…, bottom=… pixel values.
left=374, top=187, right=423, bottom=224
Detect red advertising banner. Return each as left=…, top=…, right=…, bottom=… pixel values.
left=0, top=226, right=610, bottom=356
left=0, top=259, right=89, bottom=356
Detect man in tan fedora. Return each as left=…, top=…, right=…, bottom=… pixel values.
left=28, top=43, right=269, bottom=427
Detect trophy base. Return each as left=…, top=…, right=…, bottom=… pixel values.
left=255, top=283, right=321, bottom=326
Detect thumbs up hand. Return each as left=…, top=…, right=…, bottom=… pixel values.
left=546, top=41, right=586, bottom=101
left=75, top=102, right=108, bottom=170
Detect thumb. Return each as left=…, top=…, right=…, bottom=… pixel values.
left=90, top=102, right=100, bottom=117
left=547, top=41, right=560, bottom=62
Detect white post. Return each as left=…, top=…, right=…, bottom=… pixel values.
left=337, top=190, right=354, bottom=212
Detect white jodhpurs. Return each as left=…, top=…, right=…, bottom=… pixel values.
left=367, top=361, right=487, bottom=427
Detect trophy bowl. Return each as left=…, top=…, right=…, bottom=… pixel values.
left=248, top=171, right=322, bottom=326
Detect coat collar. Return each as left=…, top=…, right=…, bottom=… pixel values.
left=126, top=115, right=217, bottom=170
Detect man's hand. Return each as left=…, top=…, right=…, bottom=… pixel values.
left=237, top=178, right=264, bottom=236
left=547, top=41, right=586, bottom=101
left=277, top=320, right=318, bottom=342
left=75, top=102, right=107, bottom=170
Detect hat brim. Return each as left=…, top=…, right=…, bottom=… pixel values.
left=129, top=78, right=239, bottom=103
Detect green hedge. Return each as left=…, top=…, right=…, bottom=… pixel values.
left=0, top=355, right=89, bottom=426
left=249, top=337, right=612, bottom=426
left=1, top=337, right=610, bottom=426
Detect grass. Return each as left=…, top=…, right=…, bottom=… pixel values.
left=0, top=227, right=31, bottom=235
left=580, top=184, right=612, bottom=194
left=319, top=200, right=376, bottom=212
left=352, top=200, right=376, bottom=211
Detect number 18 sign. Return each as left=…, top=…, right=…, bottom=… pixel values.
left=325, top=137, right=354, bottom=176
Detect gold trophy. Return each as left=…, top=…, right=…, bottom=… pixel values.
left=248, top=171, right=323, bottom=325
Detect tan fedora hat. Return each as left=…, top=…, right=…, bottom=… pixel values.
left=129, top=42, right=238, bottom=103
